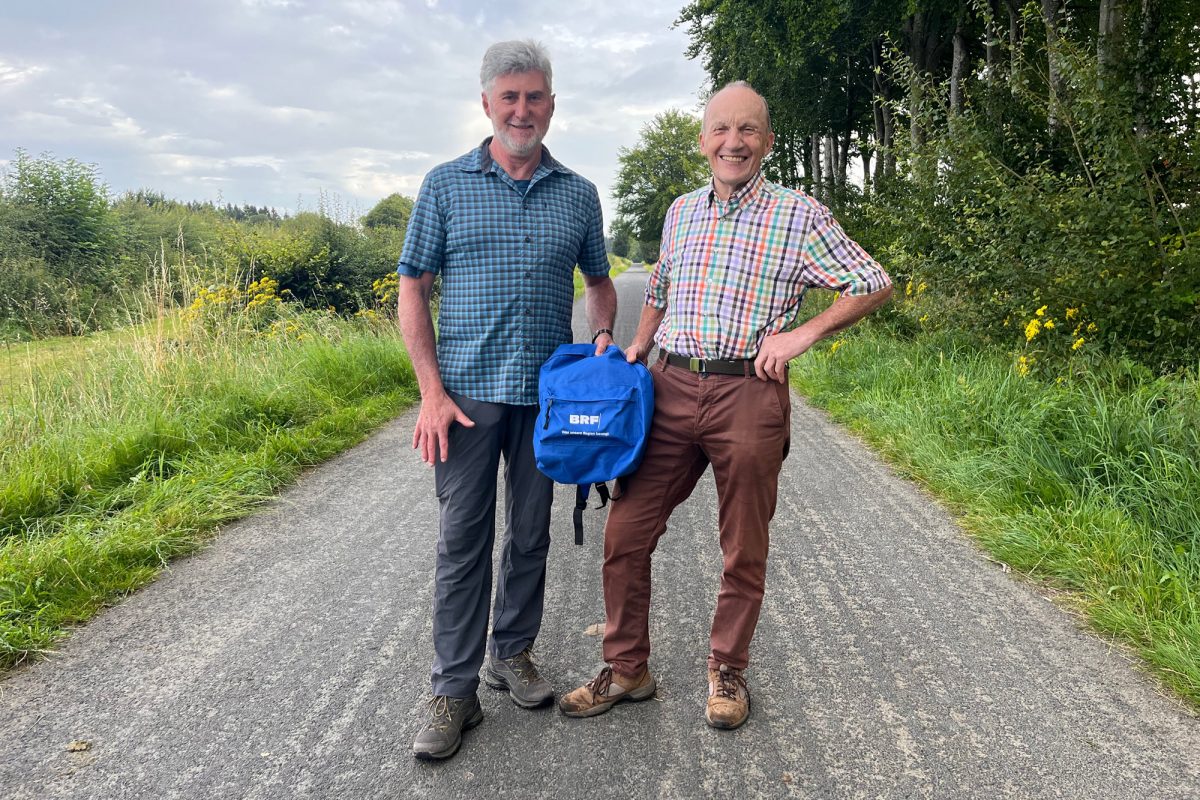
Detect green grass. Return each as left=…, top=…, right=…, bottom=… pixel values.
left=0, top=309, right=418, bottom=667
left=790, top=326, right=1200, bottom=706
left=574, top=254, right=634, bottom=298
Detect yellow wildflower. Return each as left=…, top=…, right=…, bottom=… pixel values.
left=1036, top=305, right=1047, bottom=317
left=1016, top=355, right=1033, bottom=377
left=1044, top=319, right=1055, bottom=330
left=1025, top=318, right=1042, bottom=342
left=1072, top=337, right=1085, bottom=351
left=1065, top=307, right=1078, bottom=320
left=1086, top=322, right=1098, bottom=333
left=830, top=340, right=843, bottom=354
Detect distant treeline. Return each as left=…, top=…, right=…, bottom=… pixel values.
left=0, top=149, right=414, bottom=339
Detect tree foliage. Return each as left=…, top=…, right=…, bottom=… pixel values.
left=613, top=110, right=709, bottom=244
left=0, top=151, right=406, bottom=338
left=363, top=192, right=414, bottom=231
left=673, top=0, right=1200, bottom=371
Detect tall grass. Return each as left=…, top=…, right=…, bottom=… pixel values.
left=0, top=305, right=417, bottom=668
left=792, top=328, right=1200, bottom=704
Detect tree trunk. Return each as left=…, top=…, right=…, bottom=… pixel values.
left=823, top=135, right=835, bottom=195
left=1042, top=0, right=1064, bottom=131
left=1003, top=0, right=1023, bottom=53
left=907, top=11, right=926, bottom=147
left=951, top=5, right=968, bottom=114
left=841, top=56, right=854, bottom=187
left=986, top=0, right=1003, bottom=73
left=1098, top=0, right=1125, bottom=77
left=870, top=36, right=895, bottom=184
left=1134, top=0, right=1159, bottom=138
left=861, top=142, right=873, bottom=194
left=809, top=133, right=823, bottom=200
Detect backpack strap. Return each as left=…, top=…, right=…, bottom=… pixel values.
left=572, top=482, right=613, bottom=545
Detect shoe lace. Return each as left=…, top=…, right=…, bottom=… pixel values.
left=426, top=696, right=455, bottom=733
left=506, top=648, right=540, bottom=686
left=714, top=666, right=746, bottom=700
left=587, top=666, right=614, bottom=699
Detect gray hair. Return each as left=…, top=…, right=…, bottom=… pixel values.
left=704, top=80, right=773, bottom=132
left=480, top=40, right=553, bottom=94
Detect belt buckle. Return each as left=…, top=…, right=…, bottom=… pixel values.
left=688, top=357, right=704, bottom=373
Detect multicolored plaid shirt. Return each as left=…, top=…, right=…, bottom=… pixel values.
left=647, top=171, right=891, bottom=359
left=399, top=138, right=608, bottom=405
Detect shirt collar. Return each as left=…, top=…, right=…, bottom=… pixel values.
left=707, top=170, right=767, bottom=211
left=465, top=137, right=572, bottom=178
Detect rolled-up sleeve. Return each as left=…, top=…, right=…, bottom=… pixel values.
left=801, top=210, right=891, bottom=296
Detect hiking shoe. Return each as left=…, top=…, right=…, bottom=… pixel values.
left=558, top=665, right=656, bottom=718
left=412, top=694, right=484, bottom=761
left=705, top=664, right=749, bottom=729
left=484, top=647, right=554, bottom=708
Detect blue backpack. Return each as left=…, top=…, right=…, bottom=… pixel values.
left=534, top=344, right=654, bottom=544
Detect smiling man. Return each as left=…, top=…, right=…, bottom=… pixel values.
left=398, top=40, right=615, bottom=761
left=559, top=81, right=892, bottom=730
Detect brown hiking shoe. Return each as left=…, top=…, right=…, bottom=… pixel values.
left=706, top=664, right=749, bottom=729
left=558, top=665, right=656, bottom=718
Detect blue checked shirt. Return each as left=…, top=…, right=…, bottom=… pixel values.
left=399, top=138, right=608, bottom=405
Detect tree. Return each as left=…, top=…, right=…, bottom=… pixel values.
left=0, top=150, right=117, bottom=279
left=609, top=221, right=631, bottom=258
left=363, top=193, right=414, bottom=231
left=612, top=110, right=709, bottom=244
left=635, top=238, right=661, bottom=265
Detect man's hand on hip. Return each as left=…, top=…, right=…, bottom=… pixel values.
left=754, top=330, right=815, bottom=383
left=413, top=391, right=475, bottom=465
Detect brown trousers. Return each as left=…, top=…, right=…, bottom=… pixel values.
left=602, top=356, right=791, bottom=677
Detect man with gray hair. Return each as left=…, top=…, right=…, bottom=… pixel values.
left=399, top=39, right=616, bottom=760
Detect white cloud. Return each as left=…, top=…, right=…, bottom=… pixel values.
left=0, top=59, right=44, bottom=88
left=0, top=0, right=710, bottom=222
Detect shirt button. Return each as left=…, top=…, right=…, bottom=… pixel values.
left=524, top=235, right=531, bottom=243
left=524, top=272, right=532, bottom=279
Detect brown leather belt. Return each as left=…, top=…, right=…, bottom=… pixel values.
left=663, top=351, right=756, bottom=376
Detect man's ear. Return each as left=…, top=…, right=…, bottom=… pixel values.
left=481, top=91, right=491, bottom=117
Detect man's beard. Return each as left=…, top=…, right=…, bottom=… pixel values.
left=493, top=122, right=544, bottom=158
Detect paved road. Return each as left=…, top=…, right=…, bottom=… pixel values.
left=2, top=264, right=1198, bottom=799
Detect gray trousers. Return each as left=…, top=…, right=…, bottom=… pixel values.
left=430, top=391, right=554, bottom=697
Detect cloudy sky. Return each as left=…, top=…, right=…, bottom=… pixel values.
left=0, top=0, right=709, bottom=227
